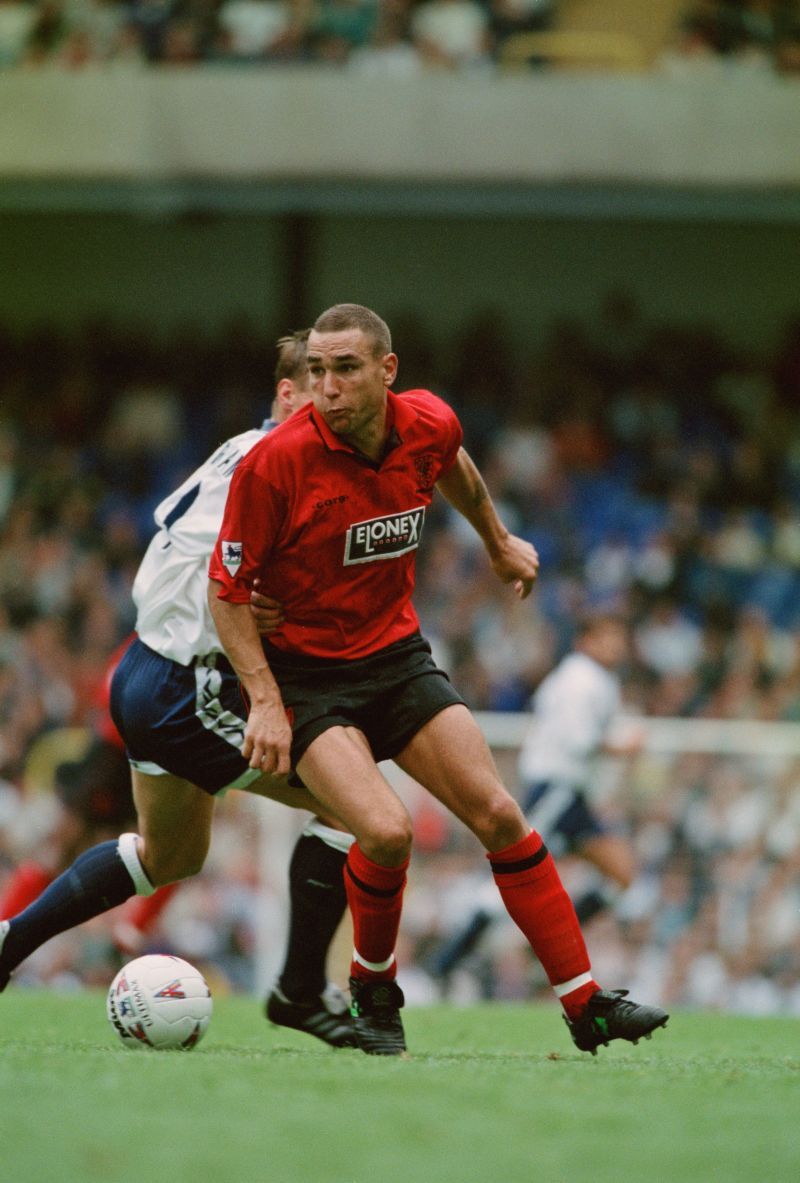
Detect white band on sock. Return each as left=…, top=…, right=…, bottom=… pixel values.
left=117, top=833, right=156, bottom=897
left=303, top=816, right=355, bottom=855
left=553, top=971, right=595, bottom=999
left=352, top=949, right=395, bottom=973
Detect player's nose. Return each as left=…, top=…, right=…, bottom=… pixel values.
left=321, top=370, right=340, bottom=398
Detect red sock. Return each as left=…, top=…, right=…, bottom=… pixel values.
left=0, top=862, right=54, bottom=918
left=112, top=884, right=181, bottom=955
left=121, top=883, right=180, bottom=934
left=344, top=843, right=408, bottom=983
left=488, top=830, right=599, bottom=1019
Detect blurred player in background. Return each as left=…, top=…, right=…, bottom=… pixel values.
left=0, top=331, right=357, bottom=1049
left=208, top=302, right=668, bottom=1057
left=429, top=614, right=642, bottom=983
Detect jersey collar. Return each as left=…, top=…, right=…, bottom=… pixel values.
left=310, top=391, right=418, bottom=462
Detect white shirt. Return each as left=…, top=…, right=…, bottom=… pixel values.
left=216, top=0, right=291, bottom=55
left=133, top=422, right=272, bottom=666
left=410, top=0, right=489, bottom=62
left=517, top=651, right=621, bottom=789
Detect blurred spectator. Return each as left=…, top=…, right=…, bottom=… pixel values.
left=771, top=499, right=800, bottom=565
left=635, top=596, right=703, bottom=679
left=0, top=0, right=38, bottom=66
left=487, top=0, right=554, bottom=54
left=711, top=509, right=766, bottom=572
left=409, top=0, right=492, bottom=70
left=215, top=0, right=295, bottom=60
left=5, top=0, right=800, bottom=73
left=309, top=0, right=378, bottom=63
left=0, top=425, right=21, bottom=525
left=663, top=0, right=800, bottom=74
left=23, top=0, right=68, bottom=62
left=348, top=0, right=422, bottom=75
left=126, top=0, right=174, bottom=61
left=158, top=14, right=202, bottom=62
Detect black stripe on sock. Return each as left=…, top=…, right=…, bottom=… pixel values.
left=345, top=863, right=404, bottom=898
left=489, top=843, right=549, bottom=876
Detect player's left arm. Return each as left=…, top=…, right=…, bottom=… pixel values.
left=250, top=579, right=285, bottom=634
left=435, top=447, right=539, bottom=599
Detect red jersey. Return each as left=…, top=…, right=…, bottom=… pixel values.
left=209, top=390, right=463, bottom=660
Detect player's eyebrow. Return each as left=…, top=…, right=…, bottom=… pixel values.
left=308, top=351, right=360, bottom=363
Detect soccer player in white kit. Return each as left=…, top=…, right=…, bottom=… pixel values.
left=0, top=332, right=357, bottom=1048
left=431, top=614, right=641, bottom=982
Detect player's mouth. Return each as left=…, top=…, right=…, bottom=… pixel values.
left=325, top=407, right=350, bottom=426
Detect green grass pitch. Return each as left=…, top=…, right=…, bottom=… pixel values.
left=1, top=990, right=798, bottom=1183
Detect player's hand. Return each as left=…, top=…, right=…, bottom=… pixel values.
left=490, top=534, right=540, bottom=599
left=242, top=699, right=292, bottom=776
left=250, top=579, right=285, bottom=635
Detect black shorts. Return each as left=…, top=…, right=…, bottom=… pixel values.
left=263, top=632, right=465, bottom=767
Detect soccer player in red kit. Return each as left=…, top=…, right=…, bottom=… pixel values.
left=208, top=303, right=669, bottom=1056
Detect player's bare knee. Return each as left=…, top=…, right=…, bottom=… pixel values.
left=472, top=790, right=527, bottom=851
left=360, top=816, right=413, bottom=866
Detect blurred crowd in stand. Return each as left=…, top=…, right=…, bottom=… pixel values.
left=1, top=0, right=800, bottom=75
left=0, top=0, right=556, bottom=72
left=2, top=294, right=800, bottom=1010
left=664, top=0, right=800, bottom=75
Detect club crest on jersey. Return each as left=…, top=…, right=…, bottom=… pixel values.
left=344, top=506, right=425, bottom=566
left=414, top=453, right=436, bottom=491
left=221, top=540, right=243, bottom=576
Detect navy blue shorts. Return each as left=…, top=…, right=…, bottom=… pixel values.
left=521, top=779, right=607, bottom=856
left=109, top=638, right=258, bottom=796
left=263, top=632, right=464, bottom=767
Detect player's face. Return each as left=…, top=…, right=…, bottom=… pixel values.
left=307, top=328, right=398, bottom=450
left=590, top=622, right=629, bottom=668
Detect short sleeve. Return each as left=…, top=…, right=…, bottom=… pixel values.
left=430, top=394, right=463, bottom=477
left=208, top=458, right=286, bottom=603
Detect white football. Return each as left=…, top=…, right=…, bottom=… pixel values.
left=107, top=954, right=212, bottom=1050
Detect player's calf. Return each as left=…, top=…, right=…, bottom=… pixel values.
left=0, top=835, right=153, bottom=991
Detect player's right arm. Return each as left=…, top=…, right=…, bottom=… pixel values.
left=207, top=446, right=292, bottom=774
left=207, top=586, right=292, bottom=776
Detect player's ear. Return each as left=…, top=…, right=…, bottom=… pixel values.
left=276, top=378, right=298, bottom=414
left=382, top=352, right=399, bottom=387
